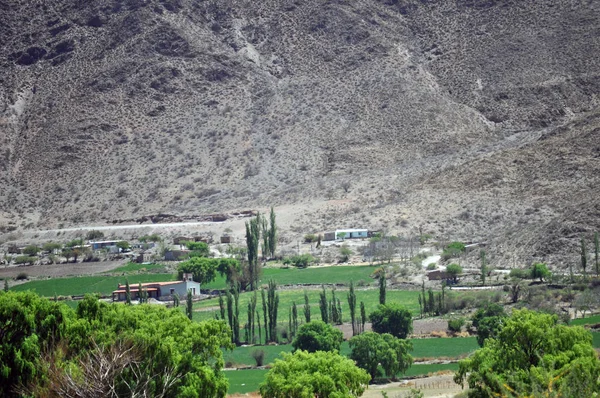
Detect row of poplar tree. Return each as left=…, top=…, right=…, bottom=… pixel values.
left=215, top=271, right=389, bottom=344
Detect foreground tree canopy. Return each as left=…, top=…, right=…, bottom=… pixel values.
left=259, top=350, right=370, bottom=398
left=0, top=291, right=233, bottom=398
left=369, top=303, right=413, bottom=339
left=455, top=309, right=600, bottom=397
left=292, top=320, right=344, bottom=353
left=349, top=332, right=413, bottom=380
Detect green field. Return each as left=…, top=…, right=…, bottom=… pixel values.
left=223, top=337, right=478, bottom=367
left=203, top=265, right=378, bottom=291
left=571, top=314, right=600, bottom=326
left=225, top=363, right=460, bottom=395
left=11, top=273, right=177, bottom=296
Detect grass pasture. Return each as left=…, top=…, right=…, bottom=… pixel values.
left=571, top=314, right=600, bottom=326
left=11, top=273, right=177, bottom=297
left=202, top=265, right=378, bottom=291
left=225, top=363, right=461, bottom=395
left=223, top=337, right=478, bottom=367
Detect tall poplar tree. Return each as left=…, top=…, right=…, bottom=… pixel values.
left=379, top=271, right=386, bottom=305
left=581, top=237, right=588, bottom=276
left=348, top=281, right=357, bottom=335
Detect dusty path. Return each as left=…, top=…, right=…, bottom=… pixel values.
left=36, top=221, right=220, bottom=233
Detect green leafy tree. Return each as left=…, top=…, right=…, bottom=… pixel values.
left=441, top=241, right=465, bottom=260
left=284, top=253, right=315, bottom=268
left=125, top=279, right=131, bottom=305
left=186, top=290, right=193, bottom=320
left=319, top=285, right=329, bottom=323
left=472, top=303, right=507, bottom=347
left=531, top=262, right=550, bottom=282
left=369, top=304, right=413, bottom=339
left=338, top=232, right=347, bottom=241
left=292, top=320, right=344, bottom=353
left=0, top=291, right=67, bottom=397
left=268, top=207, right=277, bottom=258
left=177, top=257, right=219, bottom=284
left=379, top=271, right=386, bottom=305
left=348, top=281, right=357, bottom=335
left=360, top=301, right=366, bottom=333
left=42, top=242, right=62, bottom=253
left=3, top=279, right=8, bottom=292
left=22, top=245, right=40, bottom=256
left=116, top=241, right=130, bottom=251
left=266, top=280, right=279, bottom=343
left=339, top=245, right=352, bottom=262
left=245, top=213, right=261, bottom=290
left=480, top=250, right=487, bottom=285
left=455, top=309, right=600, bottom=397
left=260, top=350, right=370, bottom=398
left=446, top=263, right=462, bottom=283
left=185, top=241, right=210, bottom=257
left=595, top=232, right=599, bottom=277
left=581, top=237, right=588, bottom=275
left=349, top=332, right=413, bottom=380
left=303, top=290, right=311, bottom=323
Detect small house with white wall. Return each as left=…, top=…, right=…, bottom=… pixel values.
left=324, top=229, right=369, bottom=241
left=111, top=273, right=200, bottom=301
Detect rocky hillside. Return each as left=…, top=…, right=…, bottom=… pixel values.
left=1, top=0, right=599, bottom=266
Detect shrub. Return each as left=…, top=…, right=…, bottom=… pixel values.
left=304, top=234, right=318, bottom=243
left=292, top=321, right=344, bottom=353
left=15, top=272, right=28, bottom=280
left=427, top=263, right=437, bottom=270
left=369, top=303, right=413, bottom=339
left=14, top=256, right=36, bottom=265
left=448, top=318, right=465, bottom=333
left=85, top=230, right=105, bottom=241
left=284, top=254, right=315, bottom=268
left=251, top=349, right=265, bottom=366
left=441, top=241, right=465, bottom=260
left=22, top=245, right=40, bottom=256
left=509, top=268, right=529, bottom=279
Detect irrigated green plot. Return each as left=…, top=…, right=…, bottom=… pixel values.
left=224, top=363, right=461, bottom=395
left=225, top=369, right=267, bottom=395
left=410, top=337, right=478, bottom=359
left=203, top=265, right=378, bottom=291
left=571, top=315, right=600, bottom=326
left=11, top=273, right=177, bottom=297
left=223, top=337, right=477, bottom=367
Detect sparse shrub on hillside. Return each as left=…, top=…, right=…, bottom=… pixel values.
left=15, top=256, right=36, bottom=265
left=22, top=245, right=40, bottom=256
left=15, top=272, right=28, bottom=280
left=304, top=234, right=318, bottom=243
left=441, top=242, right=465, bottom=261
left=85, top=230, right=104, bottom=241
left=426, top=263, right=437, bottom=270
left=339, top=245, right=352, bottom=263
left=283, top=254, right=315, bottom=268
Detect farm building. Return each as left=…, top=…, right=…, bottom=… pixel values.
left=111, top=273, right=200, bottom=301
left=164, top=250, right=191, bottom=261
left=323, top=229, right=369, bottom=241
left=220, top=235, right=233, bottom=243
left=90, top=240, right=119, bottom=251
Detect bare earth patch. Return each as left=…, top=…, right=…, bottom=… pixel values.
left=0, top=260, right=126, bottom=279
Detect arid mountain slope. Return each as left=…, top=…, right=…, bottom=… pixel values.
left=1, top=0, right=599, bottom=265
